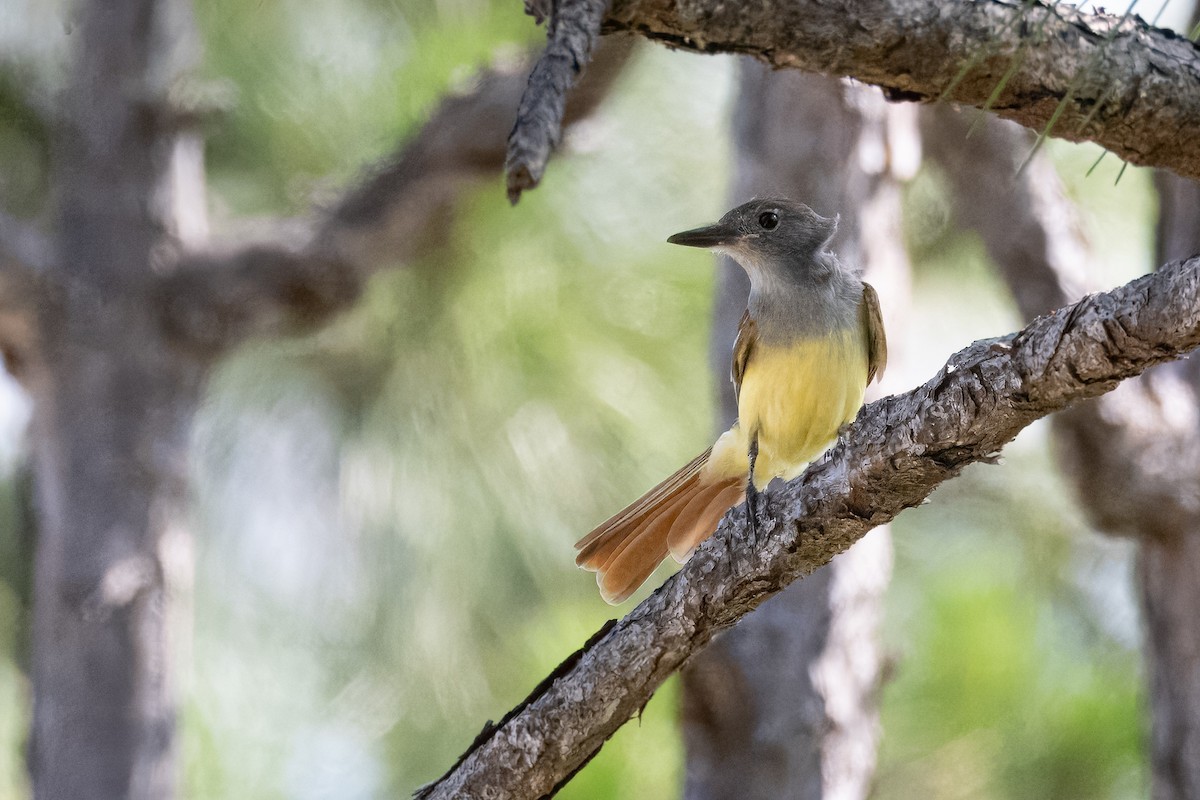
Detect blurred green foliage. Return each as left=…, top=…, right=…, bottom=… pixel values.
left=0, top=0, right=1166, bottom=797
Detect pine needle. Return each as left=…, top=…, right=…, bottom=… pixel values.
left=1018, top=0, right=1141, bottom=175
left=1151, top=0, right=1170, bottom=25
left=967, top=47, right=1028, bottom=137
left=1018, top=97, right=1074, bottom=176
left=939, top=0, right=1041, bottom=103
left=967, top=0, right=1067, bottom=136
left=1114, top=160, right=1130, bottom=186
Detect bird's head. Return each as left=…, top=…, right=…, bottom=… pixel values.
left=667, top=198, right=840, bottom=283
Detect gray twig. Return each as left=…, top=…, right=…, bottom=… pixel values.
left=505, top=0, right=610, bottom=204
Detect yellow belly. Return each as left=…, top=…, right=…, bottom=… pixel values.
left=704, top=330, right=869, bottom=487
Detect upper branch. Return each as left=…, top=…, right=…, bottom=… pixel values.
left=416, top=255, right=1200, bottom=799
left=605, top=0, right=1200, bottom=181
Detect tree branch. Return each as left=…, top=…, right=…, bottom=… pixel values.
left=505, top=0, right=610, bottom=204
left=923, top=106, right=1200, bottom=537
left=154, top=239, right=360, bottom=358
left=157, top=37, right=633, bottom=354
left=415, top=256, right=1200, bottom=799
left=926, top=103, right=1200, bottom=800
left=602, top=0, right=1200, bottom=182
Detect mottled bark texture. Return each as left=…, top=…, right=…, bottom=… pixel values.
left=923, top=106, right=1200, bottom=800
left=416, top=253, right=1200, bottom=799
left=683, top=64, right=912, bottom=800
left=605, top=0, right=1200, bottom=181
left=0, top=7, right=633, bottom=796
left=505, top=0, right=611, bottom=203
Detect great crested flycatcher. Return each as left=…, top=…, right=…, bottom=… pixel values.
left=575, top=198, right=887, bottom=604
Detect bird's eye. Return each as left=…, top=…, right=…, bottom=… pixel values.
left=758, top=211, right=779, bottom=230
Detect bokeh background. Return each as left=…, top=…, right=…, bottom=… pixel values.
left=0, top=0, right=1170, bottom=797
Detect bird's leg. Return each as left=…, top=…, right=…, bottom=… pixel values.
left=746, top=432, right=760, bottom=539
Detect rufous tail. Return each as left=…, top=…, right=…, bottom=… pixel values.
left=574, top=448, right=744, bottom=604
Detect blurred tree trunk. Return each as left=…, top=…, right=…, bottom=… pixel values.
left=0, top=4, right=628, bottom=793
left=923, top=106, right=1200, bottom=800
left=681, top=63, right=914, bottom=800
left=26, top=1, right=206, bottom=797
left=1143, top=170, right=1200, bottom=800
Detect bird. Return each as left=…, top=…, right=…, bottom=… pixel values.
left=574, top=198, right=887, bottom=604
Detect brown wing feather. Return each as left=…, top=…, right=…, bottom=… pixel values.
left=861, top=282, right=888, bottom=385
left=732, top=309, right=758, bottom=401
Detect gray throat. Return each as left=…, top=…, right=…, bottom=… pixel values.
left=746, top=256, right=863, bottom=344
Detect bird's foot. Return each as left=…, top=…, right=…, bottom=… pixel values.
left=746, top=481, right=760, bottom=540
left=746, top=431, right=761, bottom=540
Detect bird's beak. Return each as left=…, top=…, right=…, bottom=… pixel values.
left=667, top=222, right=740, bottom=248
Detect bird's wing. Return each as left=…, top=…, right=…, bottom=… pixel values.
left=861, top=282, right=888, bottom=385
left=732, top=309, right=758, bottom=402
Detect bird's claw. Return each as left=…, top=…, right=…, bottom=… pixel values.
left=746, top=483, right=760, bottom=540
left=746, top=431, right=761, bottom=540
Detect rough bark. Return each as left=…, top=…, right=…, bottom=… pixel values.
left=505, top=0, right=610, bottom=203
left=415, top=254, right=1200, bottom=800
left=597, top=0, right=1200, bottom=182
left=683, top=65, right=911, bottom=800
left=923, top=106, right=1200, bottom=800
left=922, top=106, right=1200, bottom=535
left=1154, top=170, right=1200, bottom=387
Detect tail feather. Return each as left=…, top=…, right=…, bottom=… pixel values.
left=597, top=485, right=697, bottom=604
left=575, top=448, right=711, bottom=555
left=662, top=480, right=733, bottom=560
left=576, top=471, right=700, bottom=571
left=575, top=450, right=707, bottom=568
left=575, top=448, right=744, bottom=604
left=668, top=482, right=744, bottom=563
left=598, top=481, right=695, bottom=573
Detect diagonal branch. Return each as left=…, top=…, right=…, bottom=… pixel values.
left=926, top=103, right=1200, bottom=800
left=156, top=37, right=633, bottom=355
left=415, top=256, right=1200, bottom=799
left=602, top=0, right=1200, bottom=182
left=923, top=105, right=1200, bottom=537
